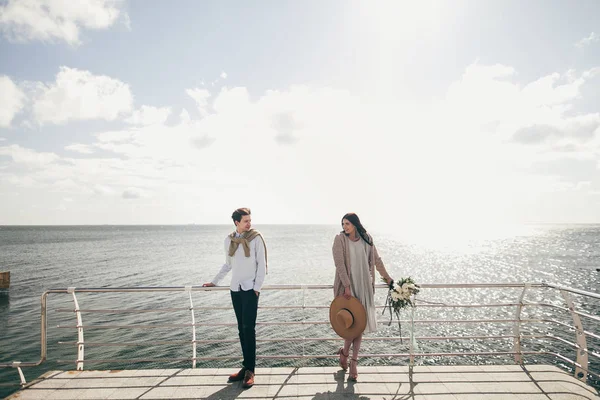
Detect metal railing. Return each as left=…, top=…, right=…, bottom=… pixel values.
left=1, top=282, right=599, bottom=389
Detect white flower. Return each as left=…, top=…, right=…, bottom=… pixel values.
left=391, top=291, right=401, bottom=301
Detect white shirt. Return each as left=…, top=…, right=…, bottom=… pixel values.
left=211, top=233, right=267, bottom=292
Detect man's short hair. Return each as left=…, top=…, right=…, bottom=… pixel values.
left=231, top=208, right=251, bottom=223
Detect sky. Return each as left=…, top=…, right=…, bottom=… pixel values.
left=0, top=0, right=599, bottom=228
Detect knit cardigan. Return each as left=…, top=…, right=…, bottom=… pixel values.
left=332, top=232, right=392, bottom=297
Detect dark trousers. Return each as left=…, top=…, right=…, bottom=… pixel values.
left=230, top=289, right=259, bottom=372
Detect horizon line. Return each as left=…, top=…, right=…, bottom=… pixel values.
left=1, top=222, right=600, bottom=227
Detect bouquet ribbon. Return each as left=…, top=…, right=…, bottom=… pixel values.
left=382, top=290, right=419, bottom=352
left=382, top=291, right=403, bottom=343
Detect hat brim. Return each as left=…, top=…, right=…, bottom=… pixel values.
left=329, top=296, right=367, bottom=340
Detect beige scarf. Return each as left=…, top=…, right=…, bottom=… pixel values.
left=228, top=229, right=268, bottom=273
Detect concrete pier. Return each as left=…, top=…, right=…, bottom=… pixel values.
left=5, top=364, right=599, bottom=399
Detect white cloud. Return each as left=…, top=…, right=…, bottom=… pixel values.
left=33, top=67, right=133, bottom=125
left=179, top=109, right=191, bottom=124
left=65, top=143, right=94, bottom=154
left=220, top=71, right=227, bottom=79
left=582, top=67, right=600, bottom=79
left=445, top=62, right=599, bottom=141
left=122, top=187, right=144, bottom=199
left=190, top=135, right=215, bottom=150
left=576, top=32, right=599, bottom=48
left=186, top=88, right=211, bottom=117
left=2, top=62, right=600, bottom=224
left=125, top=105, right=172, bottom=126
left=212, top=86, right=251, bottom=115
left=0, top=0, right=128, bottom=45
left=0, top=75, right=26, bottom=127
left=521, top=72, right=584, bottom=106
left=93, top=184, right=115, bottom=196
left=0, top=144, right=59, bottom=168
left=512, top=114, right=600, bottom=145
left=576, top=181, right=592, bottom=191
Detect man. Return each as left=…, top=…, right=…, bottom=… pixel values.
left=202, top=207, right=267, bottom=389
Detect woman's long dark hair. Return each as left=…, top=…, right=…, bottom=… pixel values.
left=341, top=212, right=373, bottom=246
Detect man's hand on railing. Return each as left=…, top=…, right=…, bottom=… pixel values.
left=202, top=282, right=215, bottom=287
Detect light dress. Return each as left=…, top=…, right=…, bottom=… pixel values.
left=347, top=237, right=377, bottom=333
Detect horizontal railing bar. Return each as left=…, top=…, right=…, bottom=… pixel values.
left=62, top=334, right=543, bottom=347
left=56, top=318, right=552, bottom=330
left=6, top=349, right=583, bottom=370
left=54, top=304, right=527, bottom=313
left=550, top=353, right=600, bottom=381
left=61, top=334, right=574, bottom=350
left=582, top=330, right=600, bottom=341
left=543, top=282, right=600, bottom=301
left=573, top=310, right=600, bottom=323
left=46, top=285, right=330, bottom=293
left=524, top=303, right=600, bottom=323
left=551, top=336, right=600, bottom=360
left=48, top=306, right=600, bottom=325
left=523, top=302, right=567, bottom=310
left=55, top=350, right=563, bottom=365
left=55, top=306, right=334, bottom=313
left=527, top=320, right=600, bottom=342
left=55, top=308, right=193, bottom=313
left=59, top=340, right=194, bottom=346
left=47, top=283, right=548, bottom=294
left=518, top=318, right=600, bottom=341
left=414, top=303, right=521, bottom=308
left=415, top=283, right=545, bottom=289
left=546, top=318, right=600, bottom=340
left=56, top=318, right=556, bottom=330
left=547, top=319, right=573, bottom=329
left=55, top=303, right=533, bottom=314
left=0, top=361, right=42, bottom=368
left=56, top=321, right=331, bottom=329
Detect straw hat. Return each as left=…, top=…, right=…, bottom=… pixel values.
left=329, top=296, right=367, bottom=340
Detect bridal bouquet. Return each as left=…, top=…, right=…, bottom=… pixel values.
left=382, top=277, right=420, bottom=343
left=385, top=277, right=420, bottom=311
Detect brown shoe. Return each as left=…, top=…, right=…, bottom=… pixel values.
left=242, top=370, right=255, bottom=389
left=228, top=368, right=246, bottom=382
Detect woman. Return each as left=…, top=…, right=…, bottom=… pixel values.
left=332, top=212, right=393, bottom=381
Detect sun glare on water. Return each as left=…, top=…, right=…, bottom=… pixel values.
left=376, top=219, right=542, bottom=253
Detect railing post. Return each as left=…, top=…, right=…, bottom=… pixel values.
left=560, top=290, right=589, bottom=382
left=40, top=292, right=48, bottom=363
left=513, top=284, right=529, bottom=364
left=409, top=297, right=416, bottom=366
left=67, top=287, right=84, bottom=371
left=301, top=285, right=307, bottom=359
left=186, top=286, right=197, bottom=368
left=11, top=362, right=26, bottom=386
